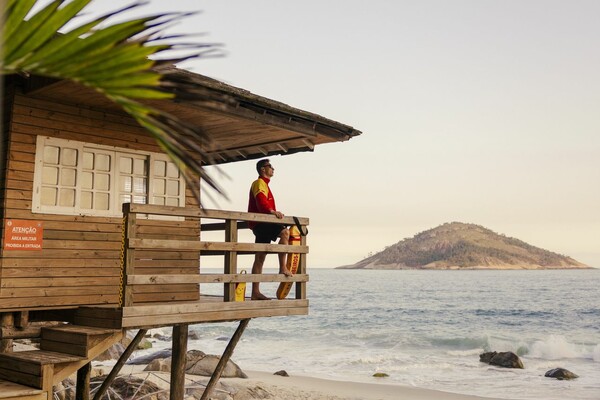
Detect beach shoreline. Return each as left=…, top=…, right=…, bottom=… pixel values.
left=228, top=370, right=509, bottom=400
left=101, top=363, right=509, bottom=400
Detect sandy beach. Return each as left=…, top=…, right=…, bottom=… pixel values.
left=228, top=370, right=508, bottom=400
left=97, top=364, right=507, bottom=400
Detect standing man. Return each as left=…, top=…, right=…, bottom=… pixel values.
left=248, top=159, right=292, bottom=300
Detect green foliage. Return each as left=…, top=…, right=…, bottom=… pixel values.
left=1, top=0, right=223, bottom=203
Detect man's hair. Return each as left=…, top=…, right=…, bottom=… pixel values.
left=256, top=159, right=270, bottom=174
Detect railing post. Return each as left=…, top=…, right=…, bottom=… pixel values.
left=296, top=229, right=307, bottom=300
left=224, top=219, right=238, bottom=301
left=121, top=203, right=136, bottom=307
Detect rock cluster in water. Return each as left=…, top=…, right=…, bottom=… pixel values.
left=545, top=368, right=579, bottom=380
left=479, top=351, right=579, bottom=381
left=479, top=351, right=524, bottom=369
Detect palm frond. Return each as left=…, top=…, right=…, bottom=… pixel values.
left=1, top=0, right=224, bottom=205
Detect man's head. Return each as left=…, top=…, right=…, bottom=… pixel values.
left=256, top=159, right=274, bottom=178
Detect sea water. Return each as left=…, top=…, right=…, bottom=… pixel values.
left=150, top=269, right=600, bottom=400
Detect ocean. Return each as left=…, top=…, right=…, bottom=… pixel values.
left=150, top=269, right=600, bottom=400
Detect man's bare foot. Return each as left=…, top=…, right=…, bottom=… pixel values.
left=279, top=267, right=293, bottom=277
left=251, top=292, right=270, bottom=300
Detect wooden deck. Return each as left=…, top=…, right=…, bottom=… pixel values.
left=75, top=296, right=309, bottom=329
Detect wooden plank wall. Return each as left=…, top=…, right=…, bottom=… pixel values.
left=131, top=218, right=200, bottom=304
left=0, top=80, right=16, bottom=292
left=0, top=91, right=200, bottom=311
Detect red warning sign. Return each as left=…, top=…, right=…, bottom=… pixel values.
left=3, top=220, right=44, bottom=251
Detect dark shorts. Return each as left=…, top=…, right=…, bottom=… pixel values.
left=253, top=223, right=285, bottom=243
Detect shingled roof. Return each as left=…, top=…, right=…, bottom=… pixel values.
left=24, top=66, right=361, bottom=165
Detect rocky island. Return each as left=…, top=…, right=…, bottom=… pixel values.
left=339, top=222, right=590, bottom=270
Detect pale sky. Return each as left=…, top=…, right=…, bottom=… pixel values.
left=55, top=1, right=600, bottom=267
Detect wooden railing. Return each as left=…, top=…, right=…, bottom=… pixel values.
left=121, top=203, right=309, bottom=306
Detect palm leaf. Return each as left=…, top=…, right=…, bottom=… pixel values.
left=7, top=0, right=91, bottom=64
left=0, top=0, right=37, bottom=43
left=1, top=0, right=224, bottom=205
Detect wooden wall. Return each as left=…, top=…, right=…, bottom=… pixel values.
left=0, top=79, right=16, bottom=293
left=129, top=217, right=201, bottom=304
left=0, top=89, right=200, bottom=311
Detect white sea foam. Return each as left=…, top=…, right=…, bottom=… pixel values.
left=592, top=344, right=600, bottom=362
left=528, top=335, right=593, bottom=360
left=446, top=348, right=484, bottom=356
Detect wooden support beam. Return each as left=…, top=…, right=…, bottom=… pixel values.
left=296, top=235, right=308, bottom=300
left=200, top=319, right=250, bottom=400
left=76, top=363, right=91, bottom=400
left=15, top=311, right=29, bottom=328
left=92, top=329, right=147, bottom=400
left=1, top=326, right=43, bottom=339
left=128, top=273, right=308, bottom=285
left=41, top=364, right=54, bottom=393
left=224, top=220, right=238, bottom=302
left=0, top=314, right=14, bottom=352
left=125, top=203, right=309, bottom=226
left=123, top=212, right=137, bottom=307
left=128, top=238, right=308, bottom=254
left=170, top=324, right=188, bottom=400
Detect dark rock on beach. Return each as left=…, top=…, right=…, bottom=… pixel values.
left=152, top=333, right=171, bottom=341
left=188, top=330, right=202, bottom=340
left=122, top=330, right=153, bottom=350
left=274, top=370, right=289, bottom=377
left=96, top=330, right=153, bottom=362
left=143, top=349, right=248, bottom=378
left=53, top=378, right=75, bottom=400
left=128, top=349, right=173, bottom=365
left=373, top=372, right=389, bottom=377
left=185, top=353, right=247, bottom=378
left=95, top=342, right=125, bottom=362
left=545, top=368, right=579, bottom=380
left=480, top=351, right=524, bottom=369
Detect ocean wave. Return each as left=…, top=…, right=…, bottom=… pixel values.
left=446, top=348, right=485, bottom=357
left=429, top=336, right=491, bottom=350
left=593, top=344, right=600, bottom=362
left=526, top=335, right=598, bottom=361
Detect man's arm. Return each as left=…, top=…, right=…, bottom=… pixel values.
left=255, top=192, right=284, bottom=218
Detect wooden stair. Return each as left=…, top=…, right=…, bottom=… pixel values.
left=0, top=325, right=123, bottom=400
left=0, top=379, right=45, bottom=400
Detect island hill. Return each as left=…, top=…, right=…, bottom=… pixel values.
left=338, top=222, right=590, bottom=270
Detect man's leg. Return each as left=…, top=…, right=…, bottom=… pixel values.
left=278, top=228, right=292, bottom=277
left=251, top=252, right=269, bottom=300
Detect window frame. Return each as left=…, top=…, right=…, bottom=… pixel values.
left=32, top=136, right=186, bottom=217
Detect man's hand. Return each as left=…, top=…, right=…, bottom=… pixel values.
left=272, top=210, right=284, bottom=219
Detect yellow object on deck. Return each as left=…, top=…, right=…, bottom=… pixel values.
left=235, top=270, right=247, bottom=301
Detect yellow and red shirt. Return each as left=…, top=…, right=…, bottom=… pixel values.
left=248, top=176, right=276, bottom=229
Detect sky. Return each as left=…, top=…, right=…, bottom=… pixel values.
left=51, top=1, right=600, bottom=267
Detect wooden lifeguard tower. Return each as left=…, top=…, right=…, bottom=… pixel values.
left=0, top=68, right=360, bottom=399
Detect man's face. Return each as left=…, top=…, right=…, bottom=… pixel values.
left=262, top=162, right=274, bottom=178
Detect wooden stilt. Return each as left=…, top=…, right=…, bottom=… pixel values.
left=0, top=313, right=14, bottom=352
left=200, top=319, right=250, bottom=400
left=170, top=324, right=189, bottom=400
left=76, top=362, right=91, bottom=400
left=92, top=329, right=147, bottom=400
left=15, top=311, right=29, bottom=329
